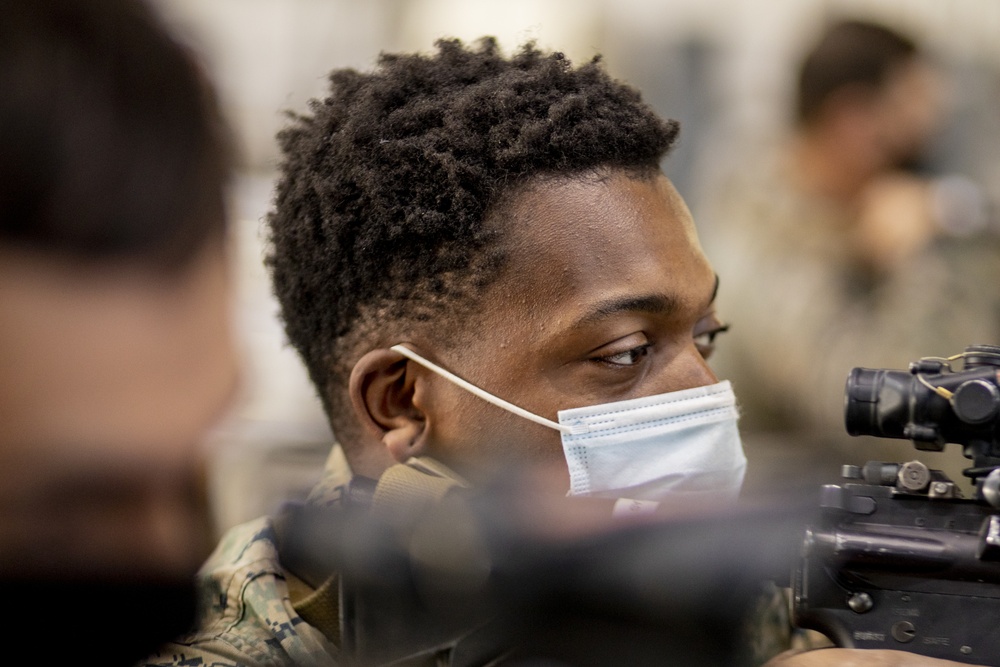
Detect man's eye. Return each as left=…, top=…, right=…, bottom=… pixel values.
left=694, top=324, right=730, bottom=360
left=596, top=344, right=651, bottom=367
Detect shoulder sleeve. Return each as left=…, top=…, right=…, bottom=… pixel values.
left=140, top=517, right=340, bottom=667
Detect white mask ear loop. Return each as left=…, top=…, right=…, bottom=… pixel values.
left=390, top=344, right=582, bottom=435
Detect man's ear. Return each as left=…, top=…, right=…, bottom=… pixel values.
left=349, top=348, right=429, bottom=463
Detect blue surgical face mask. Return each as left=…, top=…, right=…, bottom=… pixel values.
left=391, top=345, right=746, bottom=502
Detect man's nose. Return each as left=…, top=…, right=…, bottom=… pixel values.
left=661, top=343, right=718, bottom=393
left=117, top=468, right=214, bottom=578
left=156, top=510, right=205, bottom=574
left=143, top=475, right=214, bottom=576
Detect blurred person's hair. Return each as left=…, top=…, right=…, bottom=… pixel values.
left=0, top=0, right=231, bottom=270
left=265, top=37, right=678, bottom=434
left=796, top=19, right=918, bottom=126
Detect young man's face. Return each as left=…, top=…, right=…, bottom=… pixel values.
left=403, top=170, right=724, bottom=487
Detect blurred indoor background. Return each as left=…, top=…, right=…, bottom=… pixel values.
left=146, top=0, right=1000, bottom=535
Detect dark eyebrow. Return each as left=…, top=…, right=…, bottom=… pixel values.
left=571, top=274, right=720, bottom=331
left=572, top=293, right=680, bottom=330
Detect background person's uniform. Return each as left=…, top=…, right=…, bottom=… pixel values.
left=702, top=148, right=1000, bottom=493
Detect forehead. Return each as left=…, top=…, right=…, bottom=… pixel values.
left=484, top=170, right=713, bottom=322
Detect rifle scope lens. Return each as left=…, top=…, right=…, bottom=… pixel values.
left=844, top=367, right=882, bottom=437
left=844, top=367, right=914, bottom=440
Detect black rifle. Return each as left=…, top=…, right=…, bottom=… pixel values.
left=793, top=344, right=1000, bottom=665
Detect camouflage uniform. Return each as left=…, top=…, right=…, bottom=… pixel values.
left=140, top=448, right=353, bottom=667
left=141, top=516, right=340, bottom=667
left=141, top=449, right=466, bottom=667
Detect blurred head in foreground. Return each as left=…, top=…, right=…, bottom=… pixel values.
left=0, top=0, right=236, bottom=658
left=268, top=38, right=736, bottom=495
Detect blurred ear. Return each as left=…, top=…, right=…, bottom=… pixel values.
left=349, top=348, right=429, bottom=464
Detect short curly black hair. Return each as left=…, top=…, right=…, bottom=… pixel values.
left=267, top=37, right=678, bottom=427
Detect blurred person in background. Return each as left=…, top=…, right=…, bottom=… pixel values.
left=702, top=18, right=1000, bottom=493
left=145, top=36, right=970, bottom=667
left=0, top=0, right=237, bottom=662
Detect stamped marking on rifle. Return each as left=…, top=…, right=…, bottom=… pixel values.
left=891, top=608, right=920, bottom=617
left=922, top=637, right=950, bottom=646
left=854, top=631, right=886, bottom=642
